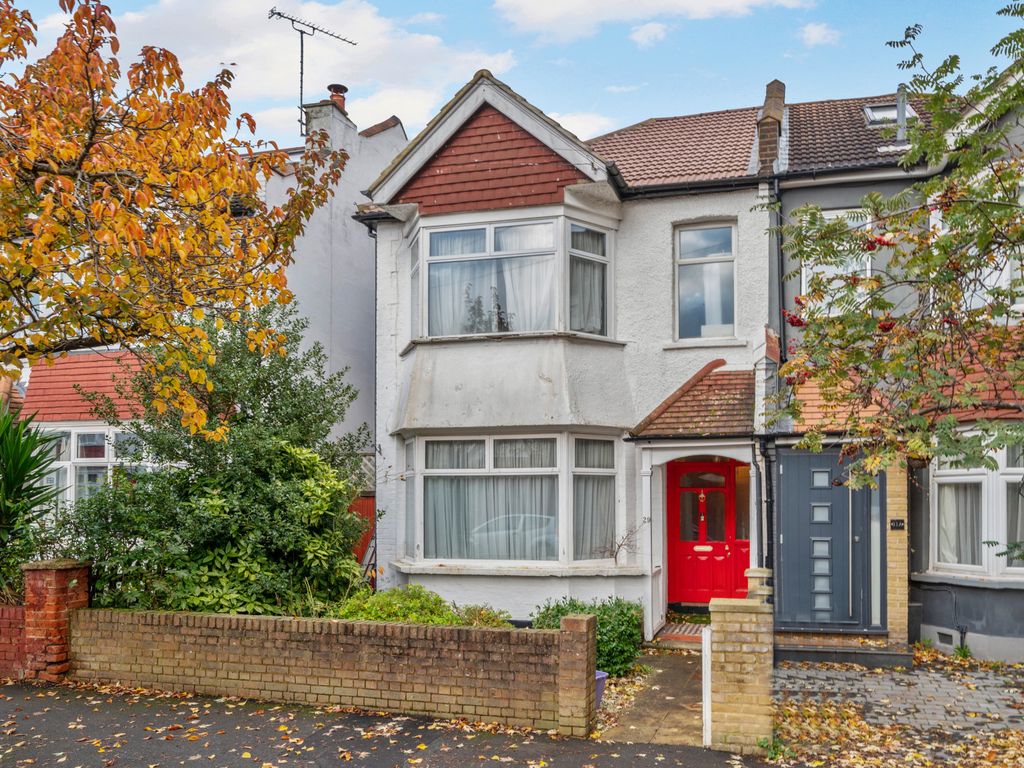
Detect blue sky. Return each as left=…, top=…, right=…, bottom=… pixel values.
left=17, top=0, right=1019, bottom=145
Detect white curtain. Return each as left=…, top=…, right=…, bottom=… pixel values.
left=571, top=225, right=606, bottom=256
left=430, top=228, right=485, bottom=257
left=1007, top=482, right=1024, bottom=567
left=425, top=440, right=485, bottom=469
left=575, top=439, right=614, bottom=469
left=495, top=223, right=553, bottom=252
left=494, top=438, right=556, bottom=468
left=574, top=475, right=615, bottom=560
left=423, top=475, right=558, bottom=560
left=501, top=255, right=556, bottom=332
left=570, top=256, right=606, bottom=335
left=937, top=483, right=982, bottom=565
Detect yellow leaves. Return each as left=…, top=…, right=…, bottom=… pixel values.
left=181, top=288, right=196, bottom=306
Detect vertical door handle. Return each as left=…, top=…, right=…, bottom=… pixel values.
left=848, top=489, right=853, bottom=618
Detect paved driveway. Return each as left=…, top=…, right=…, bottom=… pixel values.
left=1, top=681, right=763, bottom=768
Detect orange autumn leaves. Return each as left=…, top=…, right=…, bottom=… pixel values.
left=0, top=0, right=345, bottom=437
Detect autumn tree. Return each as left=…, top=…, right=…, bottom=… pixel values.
left=0, top=0, right=345, bottom=437
left=778, top=8, right=1024, bottom=556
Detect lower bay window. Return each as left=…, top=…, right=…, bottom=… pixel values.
left=408, top=434, right=619, bottom=564
left=40, top=426, right=148, bottom=506
left=932, top=446, right=1024, bottom=574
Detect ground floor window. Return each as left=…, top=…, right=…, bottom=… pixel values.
left=409, top=433, right=619, bottom=564
left=931, top=445, right=1024, bottom=576
left=40, top=426, right=146, bottom=506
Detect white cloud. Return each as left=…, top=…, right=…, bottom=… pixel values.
left=799, top=21, right=840, bottom=47
left=605, top=83, right=648, bottom=93
left=406, top=12, right=444, bottom=24
left=30, top=1, right=514, bottom=145
left=549, top=111, right=617, bottom=139
left=629, top=22, right=668, bottom=48
left=493, top=0, right=810, bottom=42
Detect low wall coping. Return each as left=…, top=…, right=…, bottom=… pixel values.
left=709, top=597, right=773, bottom=614
left=21, top=559, right=91, bottom=572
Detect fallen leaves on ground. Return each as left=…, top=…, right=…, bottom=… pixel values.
left=769, top=696, right=1024, bottom=767
left=594, top=664, right=653, bottom=735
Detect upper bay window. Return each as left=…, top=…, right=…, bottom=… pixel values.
left=420, top=218, right=610, bottom=339
left=676, top=225, right=735, bottom=340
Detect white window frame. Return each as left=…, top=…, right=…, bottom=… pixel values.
left=799, top=209, right=873, bottom=298
left=864, top=103, right=918, bottom=126
left=570, top=435, right=619, bottom=563
left=415, top=215, right=614, bottom=341
left=406, top=432, right=621, bottom=567
left=930, top=445, right=1024, bottom=578
left=39, top=425, right=149, bottom=507
left=674, top=222, right=738, bottom=341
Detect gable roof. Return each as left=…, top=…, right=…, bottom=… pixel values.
left=632, top=359, right=756, bottom=439
left=786, top=93, right=930, bottom=175
left=22, top=350, right=141, bottom=423
left=587, top=107, right=760, bottom=188
left=367, top=70, right=608, bottom=204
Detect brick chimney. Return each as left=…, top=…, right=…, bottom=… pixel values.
left=328, top=83, right=348, bottom=115
left=757, top=79, right=785, bottom=176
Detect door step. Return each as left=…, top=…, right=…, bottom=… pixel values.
left=774, top=642, right=913, bottom=669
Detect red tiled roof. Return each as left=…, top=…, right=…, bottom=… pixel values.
left=632, top=359, right=756, bottom=438
left=588, top=107, right=759, bottom=188
left=359, top=115, right=403, bottom=138
left=786, top=94, right=930, bottom=174
left=22, top=351, right=142, bottom=423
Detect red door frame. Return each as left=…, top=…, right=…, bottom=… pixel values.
left=666, top=459, right=750, bottom=604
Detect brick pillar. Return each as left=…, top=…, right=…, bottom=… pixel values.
left=21, top=560, right=90, bottom=682
left=886, top=462, right=909, bottom=644
left=557, top=614, right=596, bottom=737
left=708, top=597, right=774, bottom=755
left=745, top=567, right=773, bottom=604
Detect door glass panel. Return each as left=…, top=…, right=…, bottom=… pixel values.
left=813, top=576, right=831, bottom=592
left=812, top=539, right=830, bottom=557
left=734, top=465, right=750, bottom=540
left=812, top=558, right=831, bottom=574
left=813, top=594, right=832, bottom=610
left=811, top=470, right=831, bottom=488
left=680, top=493, right=699, bottom=541
left=681, top=470, right=725, bottom=487
left=705, top=493, right=726, bottom=541
left=811, top=504, right=830, bottom=523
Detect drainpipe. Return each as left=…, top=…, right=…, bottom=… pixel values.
left=759, top=436, right=776, bottom=570
left=772, top=177, right=788, bottom=362
left=916, top=583, right=968, bottom=648
left=751, top=442, right=764, bottom=567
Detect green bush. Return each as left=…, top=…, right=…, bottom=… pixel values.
left=455, top=603, right=514, bottom=628
left=332, top=584, right=462, bottom=625
left=531, top=596, right=643, bottom=677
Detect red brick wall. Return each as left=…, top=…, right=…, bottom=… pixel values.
left=71, top=610, right=597, bottom=735
left=0, top=605, right=25, bottom=678
left=22, top=561, right=90, bottom=682
left=394, top=105, right=587, bottom=215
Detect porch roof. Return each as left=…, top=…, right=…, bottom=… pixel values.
left=631, top=359, right=756, bottom=439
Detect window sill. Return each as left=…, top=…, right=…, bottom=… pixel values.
left=400, top=331, right=627, bottom=357
left=663, top=338, right=747, bottom=350
left=390, top=559, right=647, bottom=578
left=912, top=571, right=1024, bottom=590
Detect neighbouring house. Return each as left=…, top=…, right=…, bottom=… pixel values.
left=264, top=85, right=408, bottom=440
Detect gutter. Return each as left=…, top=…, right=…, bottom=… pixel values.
left=618, top=175, right=763, bottom=200
left=624, top=432, right=759, bottom=442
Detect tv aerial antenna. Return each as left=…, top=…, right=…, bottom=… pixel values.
left=268, top=7, right=356, bottom=134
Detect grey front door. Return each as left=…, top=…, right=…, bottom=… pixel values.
left=776, top=450, right=885, bottom=630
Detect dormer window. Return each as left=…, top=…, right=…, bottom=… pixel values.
left=864, top=103, right=917, bottom=127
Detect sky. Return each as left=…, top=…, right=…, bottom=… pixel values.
left=15, top=0, right=1020, bottom=146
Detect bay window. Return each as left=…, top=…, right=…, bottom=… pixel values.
left=40, top=426, right=149, bottom=506
left=676, top=225, right=735, bottom=339
left=931, top=444, right=1024, bottom=576
left=409, top=434, right=620, bottom=565
left=419, top=218, right=611, bottom=339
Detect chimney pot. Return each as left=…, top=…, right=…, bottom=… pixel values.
left=328, top=83, right=348, bottom=114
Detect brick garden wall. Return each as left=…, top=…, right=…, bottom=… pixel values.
left=70, top=610, right=597, bottom=735
left=0, top=605, right=25, bottom=678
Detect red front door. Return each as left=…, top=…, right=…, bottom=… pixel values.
left=666, top=460, right=750, bottom=604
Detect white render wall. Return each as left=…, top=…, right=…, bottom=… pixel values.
left=264, top=104, right=406, bottom=437
left=374, top=183, right=772, bottom=625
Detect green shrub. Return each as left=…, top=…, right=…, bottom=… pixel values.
left=331, top=584, right=462, bottom=625
left=456, top=603, right=513, bottom=628
left=531, top=596, right=643, bottom=677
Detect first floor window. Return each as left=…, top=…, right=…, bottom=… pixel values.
left=422, top=438, right=558, bottom=561
left=573, top=438, right=616, bottom=560
left=569, top=224, right=608, bottom=336
left=936, top=482, right=982, bottom=566
left=677, top=225, right=735, bottom=339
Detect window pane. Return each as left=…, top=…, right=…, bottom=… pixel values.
left=114, top=432, right=143, bottom=461
left=812, top=504, right=831, bottom=523
left=677, top=261, right=734, bottom=339
left=680, top=493, right=699, bottom=542
left=812, top=470, right=831, bottom=488
left=494, top=438, right=556, bottom=469
left=937, top=483, right=982, bottom=565
left=423, top=475, right=557, bottom=560
left=1008, top=444, right=1024, bottom=468
left=405, top=473, right=416, bottom=558
left=679, top=227, right=732, bottom=260
left=1006, top=482, right=1024, bottom=567
left=411, top=265, right=420, bottom=338
left=812, top=539, right=830, bottom=557
left=705, top=493, right=726, bottom=541
left=430, top=228, right=485, bottom=257
left=735, top=465, right=750, bottom=540
left=427, top=255, right=556, bottom=336
left=812, top=558, right=830, bottom=574
left=75, top=465, right=107, bottom=500
left=575, top=439, right=614, bottom=469
left=76, top=433, right=106, bottom=459
left=41, top=466, right=67, bottom=501
left=681, top=470, right=725, bottom=487
left=424, top=441, right=485, bottom=469
left=569, top=256, right=607, bottom=336
left=574, top=475, right=615, bottom=560
left=494, top=223, right=554, bottom=252
left=570, top=224, right=606, bottom=257
left=46, top=431, right=71, bottom=462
